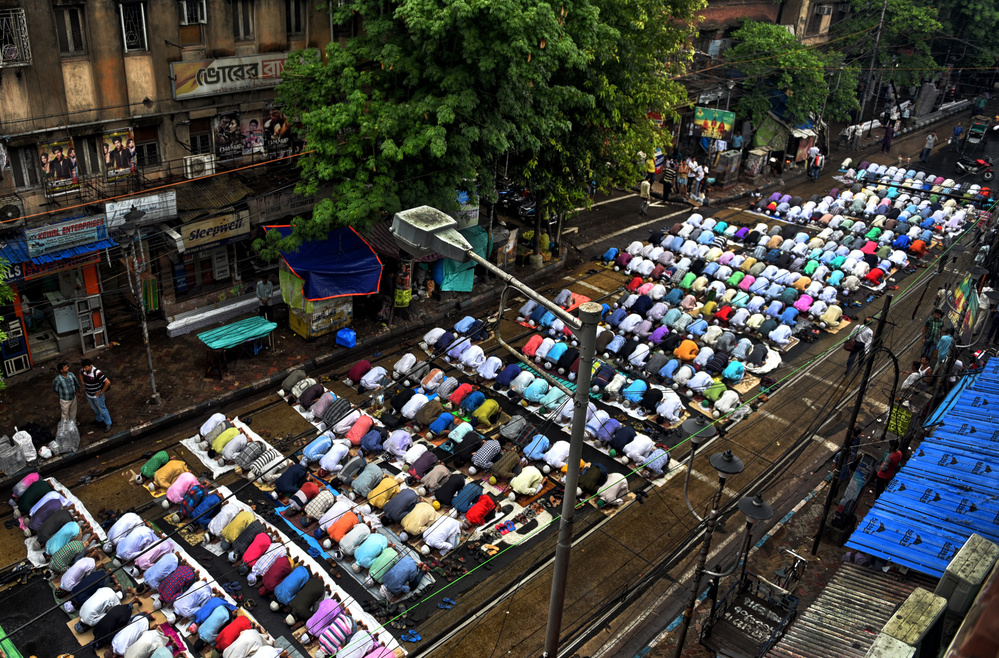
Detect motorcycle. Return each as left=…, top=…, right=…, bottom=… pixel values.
left=956, top=155, right=995, bottom=181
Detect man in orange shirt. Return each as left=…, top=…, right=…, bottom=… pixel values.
left=674, top=339, right=699, bottom=362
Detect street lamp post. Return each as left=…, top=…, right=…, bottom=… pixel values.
left=671, top=443, right=746, bottom=658
left=389, top=206, right=602, bottom=657
left=725, top=81, right=736, bottom=111
left=122, top=208, right=161, bottom=405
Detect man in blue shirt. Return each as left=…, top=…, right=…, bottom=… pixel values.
left=951, top=122, right=963, bottom=151
left=935, top=328, right=955, bottom=372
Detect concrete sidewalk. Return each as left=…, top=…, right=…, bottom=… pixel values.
left=0, top=255, right=569, bottom=487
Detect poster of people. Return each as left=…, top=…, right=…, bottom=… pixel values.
left=103, top=128, right=135, bottom=180
left=263, top=106, right=293, bottom=156
left=694, top=107, right=736, bottom=141
left=241, top=112, right=265, bottom=156
left=38, top=137, right=78, bottom=196
left=214, top=111, right=244, bottom=161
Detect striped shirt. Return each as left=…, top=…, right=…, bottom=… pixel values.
left=80, top=367, right=108, bottom=397
left=317, top=615, right=356, bottom=655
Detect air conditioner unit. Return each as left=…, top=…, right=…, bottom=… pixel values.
left=934, top=534, right=999, bottom=615
left=815, top=5, right=833, bottom=15
left=0, top=195, right=24, bottom=226
left=184, top=154, right=215, bottom=179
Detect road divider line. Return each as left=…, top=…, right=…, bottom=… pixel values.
left=574, top=193, right=638, bottom=212
left=578, top=208, right=688, bottom=250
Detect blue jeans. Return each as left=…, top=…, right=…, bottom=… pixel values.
left=691, top=180, right=701, bottom=197
left=87, top=394, right=111, bottom=428
left=920, top=339, right=936, bottom=359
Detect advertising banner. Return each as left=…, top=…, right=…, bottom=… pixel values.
left=182, top=213, right=250, bottom=253
left=262, top=107, right=293, bottom=156
left=694, top=107, right=735, bottom=141
left=950, top=274, right=980, bottom=343
left=241, top=112, right=265, bottom=156
left=103, top=128, right=136, bottom=180
left=25, top=216, right=108, bottom=258
left=38, top=137, right=78, bottom=196
left=170, top=52, right=312, bottom=100
left=214, top=110, right=244, bottom=161
left=105, top=191, right=178, bottom=228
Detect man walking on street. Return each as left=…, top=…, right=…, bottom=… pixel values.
left=919, top=132, right=937, bottom=163
left=639, top=179, right=651, bottom=216
left=935, top=328, right=955, bottom=374
left=846, top=316, right=874, bottom=375
left=951, top=122, right=963, bottom=151
left=922, top=309, right=944, bottom=359
left=80, top=359, right=112, bottom=433
left=52, top=362, right=81, bottom=421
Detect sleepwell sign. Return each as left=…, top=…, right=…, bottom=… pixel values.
left=182, top=212, right=250, bottom=253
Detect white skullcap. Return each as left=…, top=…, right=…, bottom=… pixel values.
left=270, top=601, right=280, bottom=612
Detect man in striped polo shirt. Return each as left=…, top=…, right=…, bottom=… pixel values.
left=80, top=358, right=112, bottom=433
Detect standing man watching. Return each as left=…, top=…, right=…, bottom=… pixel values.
left=919, top=132, right=937, bottom=163
left=80, top=359, right=111, bottom=434
left=257, top=275, right=275, bottom=322
left=638, top=179, right=651, bottom=216
left=935, top=328, right=955, bottom=374
left=846, top=316, right=874, bottom=375
left=52, top=362, right=81, bottom=421
left=874, top=440, right=903, bottom=497
left=922, top=309, right=944, bottom=359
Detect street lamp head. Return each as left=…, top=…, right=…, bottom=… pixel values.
left=681, top=416, right=717, bottom=447
left=709, top=450, right=744, bottom=477
left=970, top=266, right=988, bottom=277
left=123, top=205, right=146, bottom=224
left=391, top=206, right=474, bottom=262
left=738, top=494, right=774, bottom=523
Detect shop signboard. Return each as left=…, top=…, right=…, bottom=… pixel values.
left=694, top=107, right=735, bottom=141
left=4, top=252, right=100, bottom=283
left=181, top=212, right=250, bottom=253
left=170, top=51, right=316, bottom=100
left=25, top=216, right=108, bottom=258
left=105, top=191, right=178, bottom=228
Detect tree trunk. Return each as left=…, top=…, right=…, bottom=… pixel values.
left=534, top=198, right=544, bottom=256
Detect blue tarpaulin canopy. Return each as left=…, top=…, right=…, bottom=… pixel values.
left=431, top=225, right=490, bottom=293
left=846, top=358, right=999, bottom=577
left=264, top=225, right=383, bottom=301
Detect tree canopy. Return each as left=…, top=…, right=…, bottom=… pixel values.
left=262, top=0, right=701, bottom=257
left=724, top=21, right=858, bottom=129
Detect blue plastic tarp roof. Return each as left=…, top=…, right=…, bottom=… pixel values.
left=0, top=236, right=116, bottom=266
left=846, top=358, right=999, bottom=577
left=264, top=225, right=383, bottom=301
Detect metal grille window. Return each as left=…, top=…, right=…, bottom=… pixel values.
left=0, top=8, right=32, bottom=66
left=8, top=148, right=40, bottom=190
left=133, top=125, right=159, bottom=167
left=73, top=135, right=102, bottom=176
left=119, top=2, right=148, bottom=52
left=55, top=6, right=86, bottom=55
left=285, top=0, right=305, bottom=36
left=189, top=118, right=212, bottom=155
left=233, top=0, right=254, bottom=41
left=178, top=0, right=207, bottom=25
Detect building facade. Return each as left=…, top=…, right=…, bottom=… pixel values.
left=0, top=0, right=333, bottom=375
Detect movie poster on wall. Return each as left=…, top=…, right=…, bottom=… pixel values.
left=103, top=128, right=136, bottom=180
left=214, top=110, right=244, bottom=161
left=38, top=137, right=78, bottom=196
left=241, top=112, right=265, bottom=156
left=263, top=106, right=293, bottom=156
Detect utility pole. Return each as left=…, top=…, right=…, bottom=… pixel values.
left=853, top=0, right=889, bottom=150
left=811, top=294, right=892, bottom=554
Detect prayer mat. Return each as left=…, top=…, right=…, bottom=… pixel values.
left=732, top=374, right=761, bottom=395
left=822, top=317, right=853, bottom=334
left=775, top=336, right=800, bottom=353
left=586, top=491, right=636, bottom=517
left=179, top=436, right=235, bottom=479
left=162, top=512, right=207, bottom=546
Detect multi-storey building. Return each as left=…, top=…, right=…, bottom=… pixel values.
left=0, top=0, right=334, bottom=373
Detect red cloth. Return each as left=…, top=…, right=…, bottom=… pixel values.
left=242, top=533, right=272, bottom=567
left=876, top=450, right=903, bottom=480
left=345, top=415, right=374, bottom=445
left=157, top=564, right=195, bottom=603
left=864, top=268, right=886, bottom=284
left=215, top=615, right=251, bottom=651
left=626, top=277, right=643, bottom=292
left=347, top=360, right=371, bottom=383
left=910, top=240, right=928, bottom=257
left=258, top=556, right=293, bottom=596
left=861, top=241, right=878, bottom=255
left=522, top=335, right=544, bottom=357
left=714, top=306, right=735, bottom=322
left=465, top=495, right=496, bottom=526
left=449, top=383, right=475, bottom=406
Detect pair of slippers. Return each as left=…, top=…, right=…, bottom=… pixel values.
left=222, top=581, right=242, bottom=593
left=437, top=597, right=458, bottom=610
left=400, top=630, right=422, bottom=643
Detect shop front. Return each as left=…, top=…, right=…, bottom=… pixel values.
left=0, top=215, right=116, bottom=376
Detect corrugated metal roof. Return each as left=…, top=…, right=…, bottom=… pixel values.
left=175, top=174, right=255, bottom=222
left=768, top=563, right=935, bottom=658
left=846, top=358, right=999, bottom=577
left=0, top=237, right=116, bottom=265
